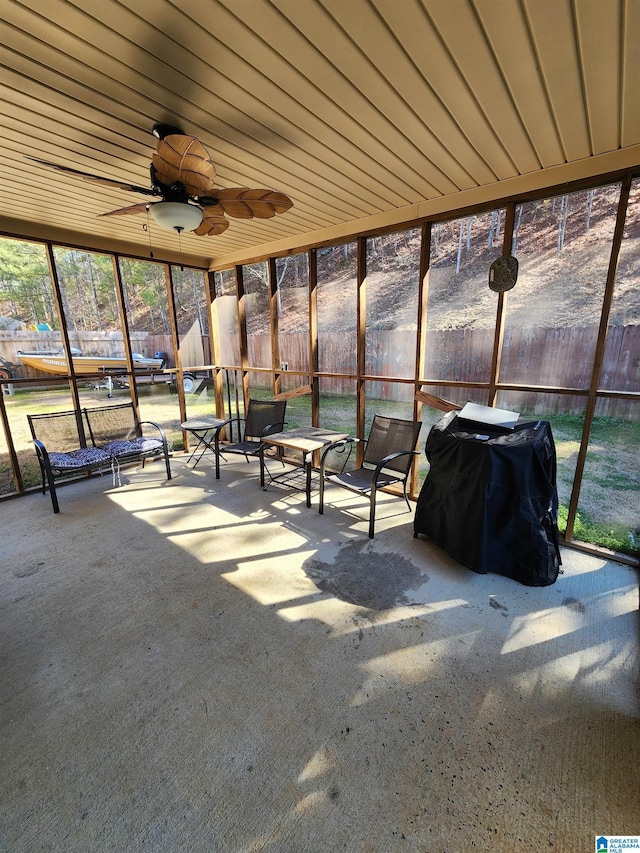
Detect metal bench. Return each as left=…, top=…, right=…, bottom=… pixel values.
left=27, top=402, right=172, bottom=513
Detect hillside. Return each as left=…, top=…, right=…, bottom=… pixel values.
left=280, top=186, right=639, bottom=334
left=1, top=185, right=638, bottom=339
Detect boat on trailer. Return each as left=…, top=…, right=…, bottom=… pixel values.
left=17, top=350, right=165, bottom=375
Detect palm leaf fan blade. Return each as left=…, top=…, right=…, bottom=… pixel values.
left=194, top=214, right=229, bottom=237
left=235, top=188, right=290, bottom=218
left=212, top=187, right=293, bottom=219
left=152, top=135, right=216, bottom=196
left=243, top=201, right=276, bottom=218
left=214, top=190, right=253, bottom=219
left=100, top=202, right=151, bottom=217
left=264, top=190, right=294, bottom=214
left=26, top=158, right=155, bottom=195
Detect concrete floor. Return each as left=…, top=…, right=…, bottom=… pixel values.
left=1, top=455, right=638, bottom=852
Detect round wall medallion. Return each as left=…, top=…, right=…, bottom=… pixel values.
left=489, top=255, right=519, bottom=292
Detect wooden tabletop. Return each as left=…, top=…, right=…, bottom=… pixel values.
left=262, top=426, right=350, bottom=453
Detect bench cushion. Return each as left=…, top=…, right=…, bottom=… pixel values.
left=101, top=438, right=163, bottom=458
left=48, top=447, right=111, bottom=470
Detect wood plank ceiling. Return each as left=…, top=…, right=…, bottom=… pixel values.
left=1, top=0, right=639, bottom=269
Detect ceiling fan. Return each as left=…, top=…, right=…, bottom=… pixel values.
left=27, top=124, right=293, bottom=236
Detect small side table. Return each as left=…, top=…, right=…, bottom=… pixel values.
left=259, top=426, right=350, bottom=507
left=181, top=416, right=226, bottom=468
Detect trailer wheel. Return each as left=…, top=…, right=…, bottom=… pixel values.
left=0, top=368, right=11, bottom=381
left=183, top=373, right=196, bottom=394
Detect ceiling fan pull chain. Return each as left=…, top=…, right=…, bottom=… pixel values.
left=143, top=212, right=154, bottom=258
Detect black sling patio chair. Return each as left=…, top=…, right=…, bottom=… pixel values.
left=212, top=398, right=287, bottom=479
left=318, top=414, right=422, bottom=538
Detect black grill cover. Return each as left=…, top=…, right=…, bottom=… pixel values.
left=414, top=413, right=561, bottom=586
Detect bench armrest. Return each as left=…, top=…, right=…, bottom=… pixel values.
left=139, top=419, right=172, bottom=480
left=139, top=418, right=169, bottom=444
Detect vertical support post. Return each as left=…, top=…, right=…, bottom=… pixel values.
left=268, top=257, right=281, bottom=397
left=356, top=237, right=367, bottom=464
left=0, top=385, right=23, bottom=493
left=488, top=202, right=516, bottom=407
left=45, top=244, right=85, bottom=443
left=309, top=249, right=319, bottom=424
left=111, top=255, right=140, bottom=414
left=235, top=264, right=250, bottom=413
left=207, top=270, right=226, bottom=419
left=565, top=175, right=632, bottom=541
left=165, top=264, right=187, bottom=431
left=411, top=221, right=432, bottom=497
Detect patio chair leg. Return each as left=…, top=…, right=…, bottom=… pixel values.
left=319, top=470, right=325, bottom=514
left=368, top=486, right=377, bottom=539
left=402, top=481, right=411, bottom=512
left=214, top=434, right=221, bottom=479
left=43, top=460, right=59, bottom=514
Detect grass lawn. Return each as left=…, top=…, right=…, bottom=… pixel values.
left=2, top=383, right=638, bottom=557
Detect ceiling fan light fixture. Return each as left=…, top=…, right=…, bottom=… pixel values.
left=149, top=201, right=203, bottom=233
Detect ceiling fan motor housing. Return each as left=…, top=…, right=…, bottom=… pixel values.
left=167, top=181, right=190, bottom=203
left=152, top=123, right=184, bottom=140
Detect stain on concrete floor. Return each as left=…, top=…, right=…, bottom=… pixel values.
left=562, top=596, right=586, bottom=613
left=304, top=539, right=428, bottom=610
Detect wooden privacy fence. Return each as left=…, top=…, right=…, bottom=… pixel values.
left=238, top=326, right=640, bottom=421
left=2, top=326, right=638, bottom=419
left=241, top=325, right=639, bottom=418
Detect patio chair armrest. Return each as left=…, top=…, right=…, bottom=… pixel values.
left=259, top=420, right=287, bottom=438
left=319, top=437, right=358, bottom=471
left=217, top=415, right=244, bottom=429
left=372, top=449, right=418, bottom=479
left=214, top=416, right=245, bottom=444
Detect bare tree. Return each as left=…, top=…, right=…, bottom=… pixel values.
left=512, top=205, right=524, bottom=254
left=557, top=195, right=569, bottom=251
left=585, top=188, right=595, bottom=231
left=488, top=210, right=502, bottom=249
